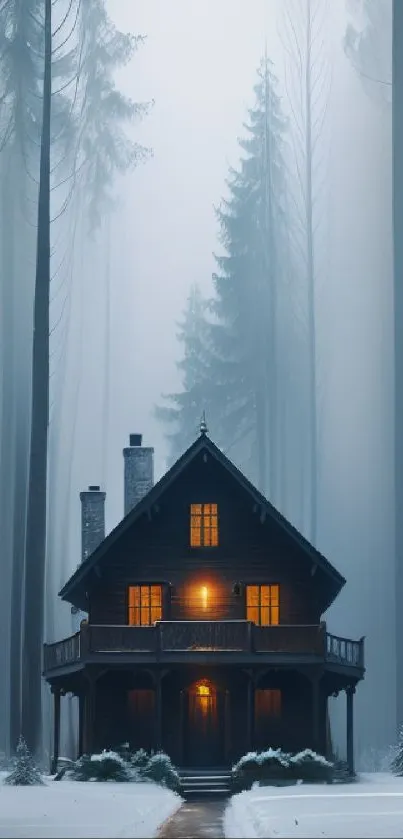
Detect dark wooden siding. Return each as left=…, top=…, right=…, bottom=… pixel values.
left=88, top=450, right=328, bottom=626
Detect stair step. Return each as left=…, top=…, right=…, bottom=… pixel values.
left=184, top=789, right=229, bottom=796
left=182, top=780, right=228, bottom=785
left=178, top=767, right=231, bottom=798
left=181, top=775, right=230, bottom=781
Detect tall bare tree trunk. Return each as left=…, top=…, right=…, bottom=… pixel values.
left=393, top=0, right=403, bottom=732
left=0, top=149, right=16, bottom=756
left=263, top=60, right=278, bottom=503
left=305, top=0, right=318, bottom=544
left=21, top=0, right=52, bottom=754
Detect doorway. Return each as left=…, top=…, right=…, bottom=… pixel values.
left=184, top=679, right=225, bottom=767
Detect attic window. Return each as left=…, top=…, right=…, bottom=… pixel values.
left=128, top=585, right=162, bottom=626
left=246, top=584, right=279, bottom=626
left=190, top=503, right=218, bottom=547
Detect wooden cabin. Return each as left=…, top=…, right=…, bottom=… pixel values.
left=43, top=429, right=365, bottom=773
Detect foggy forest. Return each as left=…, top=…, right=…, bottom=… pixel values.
left=0, top=0, right=399, bottom=771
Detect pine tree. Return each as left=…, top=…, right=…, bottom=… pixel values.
left=156, top=284, right=213, bottom=463
left=4, top=736, right=43, bottom=785
left=209, top=56, right=288, bottom=494
left=391, top=725, right=403, bottom=775
left=157, top=57, right=288, bottom=494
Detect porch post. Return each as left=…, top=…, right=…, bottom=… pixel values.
left=155, top=671, right=162, bottom=751
left=50, top=686, right=61, bottom=775
left=78, top=694, right=84, bottom=757
left=246, top=673, right=255, bottom=751
left=224, top=689, right=230, bottom=764
left=83, top=678, right=96, bottom=755
left=179, top=689, right=185, bottom=765
left=346, top=685, right=356, bottom=776
left=311, top=674, right=321, bottom=753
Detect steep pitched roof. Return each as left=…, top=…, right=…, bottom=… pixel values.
left=59, top=433, right=345, bottom=602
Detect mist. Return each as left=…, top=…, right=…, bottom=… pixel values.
left=0, top=0, right=395, bottom=767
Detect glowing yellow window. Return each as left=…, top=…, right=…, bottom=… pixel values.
left=246, top=584, right=279, bottom=626
left=190, top=503, right=218, bottom=547
left=128, top=585, right=162, bottom=626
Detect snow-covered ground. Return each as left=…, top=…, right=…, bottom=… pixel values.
left=224, top=773, right=403, bottom=839
left=0, top=774, right=182, bottom=839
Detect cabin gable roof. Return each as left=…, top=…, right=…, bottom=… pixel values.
left=59, top=434, right=345, bottom=603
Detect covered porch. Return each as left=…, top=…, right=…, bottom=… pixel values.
left=49, top=663, right=359, bottom=773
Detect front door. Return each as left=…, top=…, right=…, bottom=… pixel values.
left=185, top=679, right=225, bottom=767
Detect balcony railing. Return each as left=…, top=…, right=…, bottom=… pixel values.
left=44, top=632, right=80, bottom=672
left=326, top=632, right=364, bottom=668
left=43, top=621, right=364, bottom=674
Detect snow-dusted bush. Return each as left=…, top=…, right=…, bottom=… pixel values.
left=391, top=726, right=403, bottom=776
left=231, top=749, right=291, bottom=791
left=142, top=752, right=180, bottom=791
left=129, top=748, right=150, bottom=771
left=231, top=751, right=261, bottom=791
left=289, top=749, right=333, bottom=783
left=359, top=744, right=397, bottom=773
left=4, top=736, right=44, bottom=786
left=332, top=758, right=356, bottom=783
left=66, top=750, right=133, bottom=782
left=232, top=747, right=335, bottom=790
left=260, top=748, right=292, bottom=779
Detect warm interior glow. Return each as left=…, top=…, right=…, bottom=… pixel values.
left=201, top=585, right=208, bottom=608
left=190, top=503, right=218, bottom=547
left=197, top=683, right=211, bottom=697
left=255, top=689, right=282, bottom=720
left=190, top=680, right=216, bottom=719
left=246, top=584, right=279, bottom=626
left=128, top=585, right=162, bottom=626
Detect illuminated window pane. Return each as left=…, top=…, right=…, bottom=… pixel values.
left=260, top=607, right=270, bottom=626
left=246, top=585, right=280, bottom=625
left=270, top=585, right=279, bottom=607
left=190, top=503, right=219, bottom=547
left=151, top=585, right=161, bottom=605
left=261, top=585, right=270, bottom=607
left=128, top=585, right=162, bottom=625
left=247, top=586, right=259, bottom=607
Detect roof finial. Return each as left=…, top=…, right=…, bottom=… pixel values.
left=199, top=411, right=208, bottom=436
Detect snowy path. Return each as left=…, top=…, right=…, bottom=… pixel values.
left=224, top=773, right=403, bottom=838
left=0, top=777, right=182, bottom=838
left=158, top=797, right=226, bottom=838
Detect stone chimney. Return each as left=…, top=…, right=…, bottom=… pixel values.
left=79, top=485, right=106, bottom=563
left=123, top=433, right=154, bottom=516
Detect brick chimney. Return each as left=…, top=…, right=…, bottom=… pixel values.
left=123, top=434, right=154, bottom=516
left=79, top=485, right=106, bottom=563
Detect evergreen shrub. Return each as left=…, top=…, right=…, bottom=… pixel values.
left=4, top=736, right=44, bottom=786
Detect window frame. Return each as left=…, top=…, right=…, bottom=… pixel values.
left=127, top=583, right=164, bottom=626
left=245, top=583, right=280, bottom=626
left=190, top=503, right=219, bottom=548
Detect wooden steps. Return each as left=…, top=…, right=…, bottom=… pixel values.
left=178, top=767, right=231, bottom=798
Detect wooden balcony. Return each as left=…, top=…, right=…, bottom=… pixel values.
left=43, top=621, right=365, bottom=677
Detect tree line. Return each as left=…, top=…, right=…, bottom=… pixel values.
left=157, top=0, right=332, bottom=545
left=0, top=0, right=151, bottom=756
